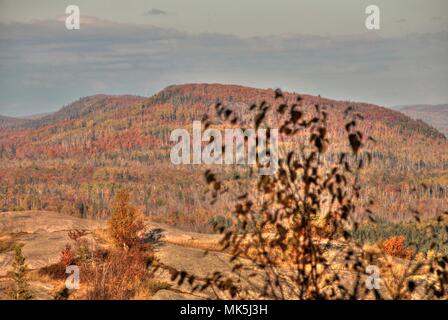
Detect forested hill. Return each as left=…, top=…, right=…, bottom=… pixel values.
left=395, top=104, right=448, bottom=137
left=0, top=83, right=447, bottom=230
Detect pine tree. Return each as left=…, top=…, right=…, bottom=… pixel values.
left=9, top=245, right=32, bottom=300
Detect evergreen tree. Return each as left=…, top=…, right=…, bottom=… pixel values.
left=9, top=245, right=32, bottom=300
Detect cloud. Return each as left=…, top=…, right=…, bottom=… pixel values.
left=144, top=8, right=167, bottom=16
left=395, top=18, right=408, bottom=24
left=0, top=17, right=447, bottom=116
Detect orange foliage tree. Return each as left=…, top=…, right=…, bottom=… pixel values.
left=381, top=235, right=414, bottom=260
left=108, top=190, right=145, bottom=250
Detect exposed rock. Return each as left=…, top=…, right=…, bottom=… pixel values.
left=151, top=289, right=203, bottom=300
left=0, top=211, right=104, bottom=276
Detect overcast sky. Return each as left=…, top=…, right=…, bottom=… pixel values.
left=0, top=0, right=447, bottom=116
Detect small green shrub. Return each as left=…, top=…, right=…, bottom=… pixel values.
left=9, top=245, right=32, bottom=300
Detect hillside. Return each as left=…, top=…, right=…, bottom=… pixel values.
left=6, top=95, right=147, bottom=129
left=0, top=84, right=447, bottom=231
left=396, top=104, right=448, bottom=137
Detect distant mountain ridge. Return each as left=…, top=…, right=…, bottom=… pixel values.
left=0, top=112, right=52, bottom=128
left=0, top=94, right=146, bottom=129
left=1, top=83, right=444, bottom=160
left=150, top=83, right=445, bottom=140
left=394, top=104, right=448, bottom=137
left=0, top=115, right=32, bottom=128
left=1, top=84, right=445, bottom=140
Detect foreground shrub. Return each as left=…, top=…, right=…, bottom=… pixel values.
left=84, top=244, right=153, bottom=300
left=108, top=190, right=145, bottom=250
left=60, top=245, right=76, bottom=266
left=381, top=236, right=413, bottom=260
left=82, top=193, right=154, bottom=299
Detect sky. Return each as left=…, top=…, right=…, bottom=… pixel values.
left=0, top=0, right=447, bottom=116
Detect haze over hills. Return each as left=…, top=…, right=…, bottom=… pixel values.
left=394, top=104, right=448, bottom=137
left=0, top=112, right=50, bottom=128
left=0, top=83, right=447, bottom=231
left=0, top=115, right=32, bottom=128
